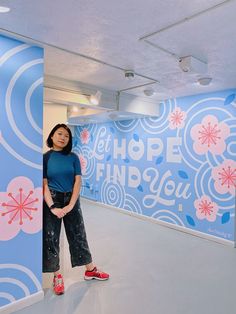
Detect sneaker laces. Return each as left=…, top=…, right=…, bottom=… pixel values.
left=94, top=268, right=106, bottom=276
left=54, top=276, right=63, bottom=286
left=96, top=269, right=104, bottom=274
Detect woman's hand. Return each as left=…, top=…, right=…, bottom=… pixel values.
left=62, top=205, right=73, bottom=215
left=51, top=208, right=66, bottom=219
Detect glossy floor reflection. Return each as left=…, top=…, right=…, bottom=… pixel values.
left=15, top=198, right=236, bottom=314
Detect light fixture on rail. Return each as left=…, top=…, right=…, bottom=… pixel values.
left=0, top=6, right=10, bottom=13
left=89, top=90, right=102, bottom=105
left=124, top=70, right=135, bottom=80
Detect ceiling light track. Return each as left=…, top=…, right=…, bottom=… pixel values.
left=0, top=6, right=10, bottom=13
left=139, top=0, right=233, bottom=41
left=139, top=0, right=234, bottom=60
left=143, top=39, right=179, bottom=59
left=44, top=84, right=90, bottom=97
left=0, top=27, right=159, bottom=84
left=119, top=81, right=156, bottom=93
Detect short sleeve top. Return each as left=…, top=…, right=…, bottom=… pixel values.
left=43, top=150, right=81, bottom=192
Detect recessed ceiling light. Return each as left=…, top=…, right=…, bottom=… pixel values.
left=0, top=6, right=10, bottom=13
left=197, top=77, right=212, bottom=86
left=143, top=88, right=155, bottom=96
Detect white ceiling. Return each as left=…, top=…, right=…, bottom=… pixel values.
left=0, top=0, right=236, bottom=101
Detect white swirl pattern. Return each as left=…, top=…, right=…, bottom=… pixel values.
left=0, top=44, right=29, bottom=66
left=25, top=78, right=43, bottom=134
left=0, top=263, right=42, bottom=306
left=124, top=194, right=142, bottom=214
left=5, top=59, right=43, bottom=153
left=0, top=36, right=43, bottom=308
left=101, top=178, right=125, bottom=208
left=0, top=264, right=42, bottom=291
left=0, top=293, right=15, bottom=302
left=74, top=91, right=236, bottom=242
left=152, top=210, right=185, bottom=226
left=0, top=131, right=42, bottom=170
left=0, top=278, right=30, bottom=296
left=177, top=100, right=233, bottom=170
left=114, top=119, right=139, bottom=132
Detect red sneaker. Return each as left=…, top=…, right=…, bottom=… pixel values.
left=53, top=274, right=64, bottom=295
left=84, top=267, right=109, bottom=281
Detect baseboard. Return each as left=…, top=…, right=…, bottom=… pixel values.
left=0, top=291, right=44, bottom=314
left=81, top=198, right=236, bottom=247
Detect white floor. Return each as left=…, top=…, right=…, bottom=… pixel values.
left=15, top=198, right=236, bottom=314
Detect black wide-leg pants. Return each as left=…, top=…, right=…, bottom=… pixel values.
left=43, top=190, right=92, bottom=273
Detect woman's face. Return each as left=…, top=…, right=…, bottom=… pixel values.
left=51, top=127, right=70, bottom=150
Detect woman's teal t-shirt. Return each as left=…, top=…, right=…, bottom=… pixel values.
left=43, top=150, right=81, bottom=192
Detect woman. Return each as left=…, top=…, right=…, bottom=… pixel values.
left=43, top=123, right=109, bottom=295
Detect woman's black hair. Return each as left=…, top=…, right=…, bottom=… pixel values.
left=46, top=123, right=72, bottom=154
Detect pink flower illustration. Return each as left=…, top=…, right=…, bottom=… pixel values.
left=212, top=159, right=236, bottom=195
left=168, top=107, right=186, bottom=129
left=190, top=115, right=230, bottom=155
left=0, top=176, right=42, bottom=241
left=79, top=154, right=87, bottom=175
left=80, top=128, right=90, bottom=144
left=195, top=195, right=219, bottom=222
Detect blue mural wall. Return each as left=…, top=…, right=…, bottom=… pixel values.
left=73, top=89, right=236, bottom=242
left=0, top=35, right=43, bottom=308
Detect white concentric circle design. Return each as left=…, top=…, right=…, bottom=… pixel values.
left=206, top=151, right=220, bottom=167
left=0, top=44, right=29, bottom=66
left=194, top=162, right=209, bottom=199
left=177, top=99, right=233, bottom=171
left=25, top=77, right=43, bottom=134
left=0, top=263, right=42, bottom=305
left=101, top=178, right=125, bottom=208
left=124, top=194, right=142, bottom=214
left=0, top=292, right=15, bottom=302
left=114, top=119, right=139, bottom=132
left=152, top=209, right=185, bottom=226
left=0, top=131, right=42, bottom=170
left=227, top=141, right=236, bottom=156
left=6, top=59, right=43, bottom=153
left=0, top=264, right=42, bottom=291
left=194, top=160, right=234, bottom=212
left=0, top=278, right=30, bottom=296
left=208, top=177, right=234, bottom=205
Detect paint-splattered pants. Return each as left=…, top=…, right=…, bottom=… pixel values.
left=43, top=190, right=92, bottom=273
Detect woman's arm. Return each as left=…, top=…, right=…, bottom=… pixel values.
left=63, top=175, right=81, bottom=214
left=43, top=178, right=64, bottom=219
left=43, top=178, right=54, bottom=208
